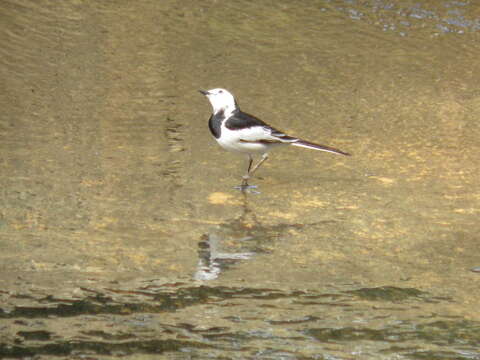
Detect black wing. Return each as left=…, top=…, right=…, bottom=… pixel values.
left=224, top=110, right=270, bottom=130
left=226, top=110, right=298, bottom=143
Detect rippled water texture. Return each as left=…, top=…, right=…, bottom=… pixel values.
left=1, top=0, right=480, bottom=359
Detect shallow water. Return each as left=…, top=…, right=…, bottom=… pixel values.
left=1, top=0, right=480, bottom=359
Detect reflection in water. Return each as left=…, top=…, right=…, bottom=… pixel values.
left=194, top=194, right=265, bottom=281
left=194, top=233, right=254, bottom=281
left=195, top=193, right=337, bottom=280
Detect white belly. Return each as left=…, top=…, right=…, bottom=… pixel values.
left=216, top=125, right=273, bottom=154
left=217, top=136, right=269, bottom=154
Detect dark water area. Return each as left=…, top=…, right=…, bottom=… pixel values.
left=1, top=0, right=480, bottom=359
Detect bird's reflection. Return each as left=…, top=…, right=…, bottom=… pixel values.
left=194, top=193, right=309, bottom=281
left=194, top=233, right=255, bottom=281
left=194, top=193, right=256, bottom=281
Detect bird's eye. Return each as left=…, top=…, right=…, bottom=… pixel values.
left=219, top=90, right=223, bottom=93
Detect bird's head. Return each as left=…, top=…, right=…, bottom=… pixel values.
left=199, top=88, right=238, bottom=115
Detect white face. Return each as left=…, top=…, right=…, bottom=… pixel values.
left=202, top=88, right=237, bottom=114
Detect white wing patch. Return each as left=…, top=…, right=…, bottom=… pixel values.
left=217, top=124, right=296, bottom=154
left=239, top=126, right=297, bottom=143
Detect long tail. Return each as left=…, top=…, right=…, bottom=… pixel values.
left=291, top=139, right=351, bottom=156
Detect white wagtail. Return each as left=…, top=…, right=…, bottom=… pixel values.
left=199, top=88, right=350, bottom=189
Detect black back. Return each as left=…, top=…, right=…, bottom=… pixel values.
left=224, top=109, right=269, bottom=130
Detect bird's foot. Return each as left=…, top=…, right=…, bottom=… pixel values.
left=233, top=184, right=260, bottom=194
left=234, top=179, right=260, bottom=194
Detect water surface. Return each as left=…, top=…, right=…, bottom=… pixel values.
left=1, top=0, right=480, bottom=359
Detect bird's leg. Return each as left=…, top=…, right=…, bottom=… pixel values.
left=236, top=153, right=269, bottom=192
left=241, top=156, right=254, bottom=187
left=249, top=153, right=269, bottom=177
left=235, top=155, right=259, bottom=193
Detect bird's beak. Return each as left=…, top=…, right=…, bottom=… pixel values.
left=199, top=89, right=209, bottom=96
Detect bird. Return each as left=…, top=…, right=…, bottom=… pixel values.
left=199, top=88, right=350, bottom=190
